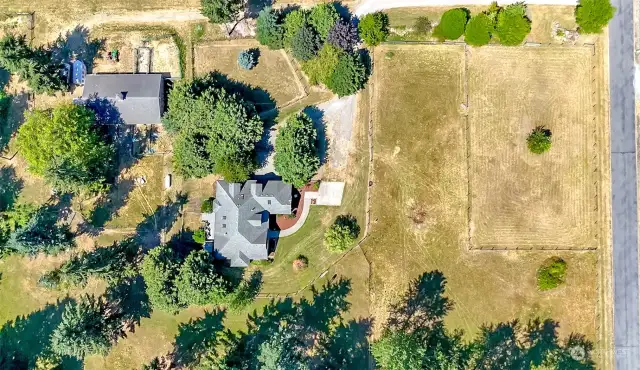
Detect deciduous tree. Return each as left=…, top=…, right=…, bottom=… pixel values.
left=325, top=52, right=367, bottom=97
left=358, top=12, right=389, bottom=46
left=16, top=104, right=114, bottom=193
left=327, top=19, right=359, bottom=51
left=140, top=245, right=183, bottom=313
left=496, top=3, right=531, bottom=45
left=308, top=3, right=340, bottom=39
left=433, top=8, right=469, bottom=40
left=274, top=112, right=320, bottom=188
left=576, top=0, right=615, bottom=33
left=176, top=250, right=230, bottom=306
left=324, top=214, right=360, bottom=253
left=201, top=0, right=243, bottom=24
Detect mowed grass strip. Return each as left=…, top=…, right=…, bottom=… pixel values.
left=364, top=44, right=597, bottom=341
left=194, top=41, right=306, bottom=109
left=467, top=46, right=600, bottom=250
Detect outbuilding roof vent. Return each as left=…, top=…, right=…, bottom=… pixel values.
left=117, top=91, right=128, bottom=100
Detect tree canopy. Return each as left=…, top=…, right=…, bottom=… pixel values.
left=200, top=0, right=242, bottom=24
left=50, top=295, right=120, bottom=358
left=433, top=8, right=469, bottom=40
left=256, top=7, right=284, bottom=50
left=290, top=25, right=321, bottom=61
left=3, top=204, right=74, bottom=257
left=325, top=52, right=367, bottom=97
left=527, top=126, right=552, bottom=154
left=140, top=245, right=183, bottom=313
left=495, top=3, right=531, bottom=45
left=575, top=0, right=615, bottom=33
left=163, top=74, right=263, bottom=181
left=16, top=104, right=114, bottom=193
left=324, top=214, right=360, bottom=253
left=328, top=19, right=360, bottom=51
left=358, top=12, right=389, bottom=46
left=465, top=13, right=493, bottom=46
left=175, top=250, right=230, bottom=306
left=283, top=9, right=309, bottom=47
left=308, top=3, right=340, bottom=39
left=274, top=111, right=321, bottom=188
left=0, top=34, right=66, bottom=94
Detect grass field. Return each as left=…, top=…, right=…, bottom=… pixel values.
left=364, top=44, right=599, bottom=342
left=468, top=46, right=602, bottom=250
left=194, top=40, right=307, bottom=109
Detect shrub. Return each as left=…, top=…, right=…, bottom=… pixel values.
left=283, top=9, right=309, bottom=47
left=324, top=214, right=360, bottom=253
left=290, top=25, right=321, bottom=61
left=238, top=49, right=256, bottom=70
left=193, top=229, right=206, bottom=244
left=465, top=13, right=492, bottom=46
left=292, top=255, right=308, bottom=271
left=537, top=257, right=567, bottom=290
left=274, top=111, right=320, bottom=188
left=201, top=0, right=242, bottom=24
left=575, top=0, right=615, bottom=33
left=496, top=3, right=531, bottom=46
left=527, top=126, right=552, bottom=154
left=327, top=19, right=360, bottom=51
left=325, top=52, right=367, bottom=97
left=302, top=43, right=343, bottom=85
left=256, top=7, right=284, bottom=49
left=358, top=12, right=389, bottom=46
left=201, top=197, right=215, bottom=213
left=192, top=23, right=206, bottom=42
left=414, top=16, right=432, bottom=35
left=433, top=8, right=469, bottom=41
left=308, top=3, right=340, bottom=39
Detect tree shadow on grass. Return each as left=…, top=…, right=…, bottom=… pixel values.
left=322, top=318, right=372, bottom=368
left=82, top=178, right=135, bottom=234
left=0, top=166, right=23, bottom=212
left=0, top=297, right=82, bottom=369
left=0, top=92, right=28, bottom=155
left=172, top=309, right=226, bottom=367
left=104, top=276, right=151, bottom=334
left=49, top=25, right=106, bottom=73
left=135, top=192, right=189, bottom=249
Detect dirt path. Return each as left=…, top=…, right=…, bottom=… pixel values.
left=354, top=0, right=578, bottom=16
left=50, top=9, right=205, bottom=41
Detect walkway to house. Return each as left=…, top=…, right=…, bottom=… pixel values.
left=278, top=182, right=345, bottom=237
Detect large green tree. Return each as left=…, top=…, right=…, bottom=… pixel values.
left=163, top=75, right=263, bottom=181
left=4, top=205, right=74, bottom=256
left=50, top=295, right=122, bottom=358
left=201, top=0, right=243, bottom=24
left=256, top=7, right=284, bottom=50
left=16, top=104, right=114, bottom=193
left=324, top=214, right=360, bottom=253
left=358, top=12, right=390, bottom=46
left=575, top=0, right=615, bottom=33
left=325, top=52, right=367, bottom=97
left=140, top=245, right=183, bottom=313
left=290, top=25, right=321, bottom=62
left=0, top=34, right=66, bottom=94
left=39, top=238, right=141, bottom=289
left=495, top=3, right=531, bottom=45
left=175, top=250, right=230, bottom=306
left=283, top=9, right=309, bottom=47
left=274, top=111, right=320, bottom=188
left=308, top=3, right=340, bottom=39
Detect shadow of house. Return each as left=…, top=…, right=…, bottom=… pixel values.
left=0, top=297, right=81, bottom=369
left=49, top=25, right=105, bottom=73
left=303, top=105, right=329, bottom=165
left=0, top=166, right=23, bottom=212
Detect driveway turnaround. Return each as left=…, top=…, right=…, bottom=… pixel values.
left=608, top=0, right=640, bottom=366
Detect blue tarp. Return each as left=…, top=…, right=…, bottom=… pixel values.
left=72, top=60, right=86, bottom=85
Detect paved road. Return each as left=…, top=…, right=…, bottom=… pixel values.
left=609, top=0, right=640, bottom=366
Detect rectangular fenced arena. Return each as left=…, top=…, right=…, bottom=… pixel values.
left=467, top=45, right=605, bottom=251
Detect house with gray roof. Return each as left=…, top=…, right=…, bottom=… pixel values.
left=81, top=74, right=164, bottom=125
left=201, top=180, right=292, bottom=267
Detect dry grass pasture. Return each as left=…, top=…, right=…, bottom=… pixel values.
left=364, top=44, right=599, bottom=342
left=194, top=40, right=306, bottom=109
left=468, top=46, right=603, bottom=250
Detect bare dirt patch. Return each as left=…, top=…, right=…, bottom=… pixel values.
left=468, top=46, right=604, bottom=251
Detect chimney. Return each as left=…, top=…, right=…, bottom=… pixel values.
left=117, top=91, right=128, bottom=100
